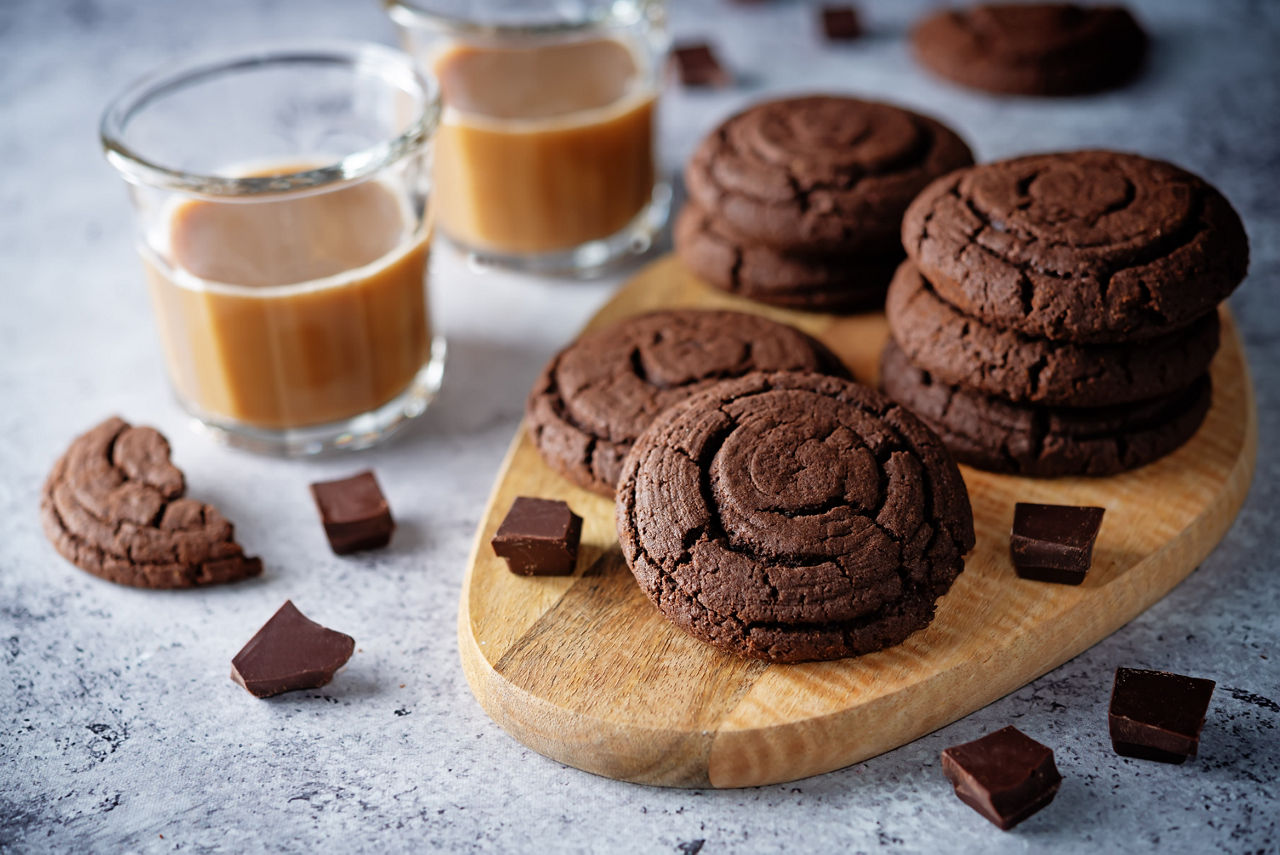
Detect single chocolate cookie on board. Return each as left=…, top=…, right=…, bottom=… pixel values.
left=675, top=203, right=901, bottom=312
left=885, top=260, right=1221, bottom=407
left=616, top=371, right=975, bottom=663
left=902, top=150, right=1249, bottom=343
left=911, top=3, right=1147, bottom=96
left=527, top=310, right=848, bottom=496
left=685, top=95, right=974, bottom=254
left=40, top=417, right=263, bottom=588
left=880, top=340, right=1212, bottom=478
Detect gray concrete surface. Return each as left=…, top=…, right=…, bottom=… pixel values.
left=1, top=0, right=1276, bottom=852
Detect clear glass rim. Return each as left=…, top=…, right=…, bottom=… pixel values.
left=383, top=0, right=655, bottom=37
left=100, top=40, right=441, bottom=198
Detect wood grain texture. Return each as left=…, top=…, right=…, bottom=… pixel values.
left=458, top=255, right=1257, bottom=789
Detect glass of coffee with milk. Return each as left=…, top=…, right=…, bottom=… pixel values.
left=101, top=43, right=444, bottom=456
left=386, top=0, right=670, bottom=275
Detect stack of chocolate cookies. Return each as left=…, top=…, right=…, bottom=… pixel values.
left=676, top=95, right=974, bottom=312
left=881, top=150, right=1249, bottom=477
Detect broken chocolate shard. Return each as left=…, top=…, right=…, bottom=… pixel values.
left=822, top=5, right=862, bottom=41
left=671, top=42, right=732, bottom=88
left=1010, top=503, right=1105, bottom=584
left=310, top=470, right=395, bottom=555
left=491, top=497, right=582, bottom=576
left=1109, top=667, right=1216, bottom=763
left=941, top=726, right=1062, bottom=830
left=231, top=600, right=355, bottom=698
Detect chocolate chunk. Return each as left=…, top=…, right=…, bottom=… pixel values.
left=310, top=471, right=394, bottom=555
left=1109, top=668, right=1216, bottom=763
left=671, top=43, right=731, bottom=88
left=942, top=726, right=1062, bottom=830
left=230, top=601, right=355, bottom=698
left=822, top=5, right=862, bottom=40
left=1010, top=503, right=1105, bottom=585
left=491, top=497, right=582, bottom=576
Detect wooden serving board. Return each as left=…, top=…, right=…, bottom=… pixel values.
left=458, top=255, right=1257, bottom=789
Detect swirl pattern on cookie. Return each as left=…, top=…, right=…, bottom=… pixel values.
left=902, top=150, right=1248, bottom=342
left=685, top=95, right=974, bottom=253
left=527, top=310, right=848, bottom=497
left=616, top=371, right=974, bottom=663
left=40, top=417, right=263, bottom=588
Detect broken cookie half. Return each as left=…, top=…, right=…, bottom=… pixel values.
left=40, top=416, right=263, bottom=588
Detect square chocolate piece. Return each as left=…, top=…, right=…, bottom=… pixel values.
left=1109, top=667, right=1216, bottom=763
left=310, top=470, right=395, bottom=555
left=492, top=497, right=582, bottom=576
left=821, top=5, right=862, bottom=41
left=1010, top=503, right=1105, bottom=584
left=941, top=726, right=1062, bottom=831
left=670, top=42, right=731, bottom=88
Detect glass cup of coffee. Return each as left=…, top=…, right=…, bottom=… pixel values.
left=101, top=43, right=444, bottom=456
left=385, top=0, right=670, bottom=275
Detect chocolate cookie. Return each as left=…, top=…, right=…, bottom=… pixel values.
left=675, top=203, right=900, bottom=312
left=685, top=95, right=974, bottom=254
left=616, top=371, right=975, bottom=663
left=911, top=4, right=1147, bottom=96
left=885, top=260, right=1221, bottom=407
left=528, top=311, right=847, bottom=496
left=902, top=150, right=1249, bottom=343
left=40, top=417, right=263, bottom=588
left=880, top=340, right=1212, bottom=477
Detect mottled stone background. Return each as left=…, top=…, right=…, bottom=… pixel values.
left=1, top=0, right=1276, bottom=852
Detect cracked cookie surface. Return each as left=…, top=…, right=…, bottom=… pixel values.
left=675, top=203, right=901, bottom=312
left=879, top=340, right=1212, bottom=477
left=902, top=150, right=1248, bottom=343
left=886, top=260, right=1221, bottom=407
left=616, top=371, right=974, bottom=663
left=911, top=3, right=1147, bottom=96
left=526, top=311, right=848, bottom=497
left=40, top=417, right=263, bottom=588
left=685, top=95, right=973, bottom=254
